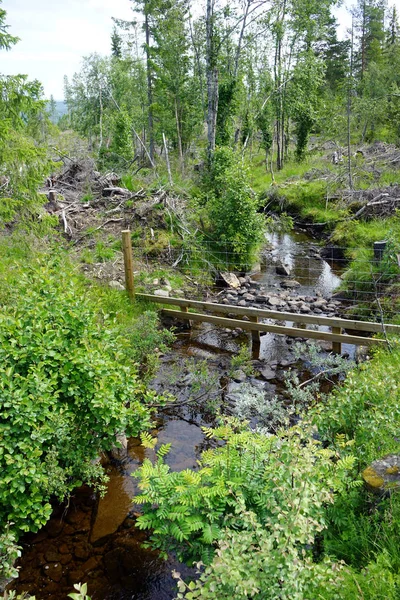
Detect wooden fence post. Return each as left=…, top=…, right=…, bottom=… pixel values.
left=249, top=316, right=261, bottom=346
left=332, top=327, right=342, bottom=354
left=180, top=305, right=191, bottom=330
left=122, top=230, right=135, bottom=301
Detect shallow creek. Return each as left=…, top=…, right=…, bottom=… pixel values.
left=10, top=231, right=347, bottom=599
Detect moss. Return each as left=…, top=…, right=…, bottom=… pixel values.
left=386, top=465, right=399, bottom=475
left=362, top=466, right=385, bottom=490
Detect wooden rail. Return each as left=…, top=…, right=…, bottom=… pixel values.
left=137, top=294, right=400, bottom=335
left=136, top=293, right=400, bottom=351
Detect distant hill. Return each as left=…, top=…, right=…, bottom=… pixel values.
left=55, top=101, right=67, bottom=118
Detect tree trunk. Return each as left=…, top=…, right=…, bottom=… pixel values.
left=189, top=14, right=206, bottom=120
left=347, top=18, right=354, bottom=191
left=361, top=0, right=366, bottom=78
left=206, top=0, right=218, bottom=162
left=274, top=0, right=286, bottom=171
left=163, top=133, right=173, bottom=186
left=144, top=4, right=155, bottom=164
left=275, top=34, right=283, bottom=171
left=99, top=85, right=103, bottom=152
left=175, top=96, right=183, bottom=165
left=234, top=0, right=251, bottom=79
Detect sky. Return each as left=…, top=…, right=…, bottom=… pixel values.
left=1, top=0, right=134, bottom=99
left=1, top=0, right=400, bottom=100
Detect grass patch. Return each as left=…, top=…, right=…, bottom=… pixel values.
left=249, top=151, right=333, bottom=192
left=332, top=217, right=400, bottom=249
left=262, top=179, right=348, bottom=225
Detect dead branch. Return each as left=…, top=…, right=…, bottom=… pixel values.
left=61, top=210, right=73, bottom=236
left=102, top=187, right=133, bottom=198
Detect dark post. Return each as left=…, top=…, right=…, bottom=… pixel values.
left=374, top=240, right=387, bottom=262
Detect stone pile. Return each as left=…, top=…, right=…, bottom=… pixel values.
left=218, top=275, right=343, bottom=317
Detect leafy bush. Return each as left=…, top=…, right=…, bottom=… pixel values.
left=0, top=526, right=20, bottom=584
left=0, top=582, right=91, bottom=600
left=0, top=250, right=158, bottom=576
left=133, top=421, right=357, bottom=575
left=133, top=339, right=400, bottom=598
left=203, top=148, right=265, bottom=269
left=124, top=310, right=175, bottom=379
left=0, top=70, right=57, bottom=231
left=312, top=344, right=400, bottom=465
left=228, top=343, right=254, bottom=377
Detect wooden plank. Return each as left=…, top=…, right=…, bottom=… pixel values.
left=162, top=309, right=386, bottom=346
left=137, top=294, right=400, bottom=335
left=122, top=230, right=135, bottom=301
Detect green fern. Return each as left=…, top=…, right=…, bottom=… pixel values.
left=156, top=443, right=171, bottom=458
left=140, top=431, right=157, bottom=449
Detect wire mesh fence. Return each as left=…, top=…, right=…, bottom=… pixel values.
left=130, top=236, right=400, bottom=326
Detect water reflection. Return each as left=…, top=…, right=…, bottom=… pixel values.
left=261, top=232, right=342, bottom=297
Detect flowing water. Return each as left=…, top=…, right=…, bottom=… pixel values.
left=261, top=231, right=342, bottom=296
left=10, top=230, right=347, bottom=600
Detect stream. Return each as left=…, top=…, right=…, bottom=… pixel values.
left=10, top=230, right=347, bottom=600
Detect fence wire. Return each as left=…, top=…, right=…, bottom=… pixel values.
left=131, top=239, right=400, bottom=326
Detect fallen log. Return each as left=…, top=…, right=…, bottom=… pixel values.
left=102, top=187, right=132, bottom=198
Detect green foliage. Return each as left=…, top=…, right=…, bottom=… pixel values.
left=294, top=112, right=314, bottom=161
left=0, top=581, right=91, bottom=600
left=94, top=241, right=116, bottom=262
left=260, top=177, right=347, bottom=225
left=265, top=212, right=294, bottom=234
left=0, top=12, right=56, bottom=229
left=68, top=582, right=91, bottom=600
left=287, top=52, right=325, bottom=162
left=229, top=344, right=254, bottom=377
left=174, top=514, right=345, bottom=600
left=231, top=383, right=294, bottom=433
left=123, top=310, right=175, bottom=380
left=203, top=147, right=265, bottom=269
left=133, top=335, right=400, bottom=598
left=324, top=489, right=400, bottom=572
left=332, top=217, right=400, bottom=249
left=0, top=526, right=20, bottom=582
left=0, top=3, right=19, bottom=50
left=332, top=230, right=400, bottom=319
left=0, top=244, right=160, bottom=577
left=133, top=421, right=357, bottom=576
left=215, top=80, right=238, bottom=146
left=109, top=109, right=133, bottom=164
left=312, top=344, right=400, bottom=466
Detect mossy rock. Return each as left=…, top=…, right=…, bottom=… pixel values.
left=362, top=454, right=400, bottom=494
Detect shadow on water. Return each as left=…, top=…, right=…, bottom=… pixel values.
left=10, top=230, right=351, bottom=599
left=11, top=418, right=203, bottom=600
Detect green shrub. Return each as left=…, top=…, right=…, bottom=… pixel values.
left=203, top=148, right=265, bottom=269
left=0, top=582, right=91, bottom=600
left=0, top=251, right=158, bottom=571
left=134, top=421, right=357, bottom=572
left=124, top=310, right=175, bottom=380
left=312, top=344, right=400, bottom=466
